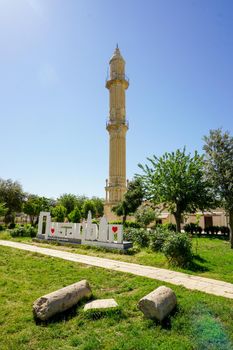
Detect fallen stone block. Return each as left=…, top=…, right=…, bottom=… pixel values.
left=138, top=286, right=177, bottom=321
left=33, top=280, right=92, bottom=321
left=84, top=298, right=118, bottom=311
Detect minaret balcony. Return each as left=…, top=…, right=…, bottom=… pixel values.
left=106, top=119, right=129, bottom=129
left=105, top=73, right=129, bottom=89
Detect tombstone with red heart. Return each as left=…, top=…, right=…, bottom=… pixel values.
left=108, top=224, right=123, bottom=244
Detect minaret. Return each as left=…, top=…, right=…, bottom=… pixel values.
left=104, top=45, right=129, bottom=218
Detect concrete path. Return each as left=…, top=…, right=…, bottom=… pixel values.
left=1, top=239, right=233, bottom=299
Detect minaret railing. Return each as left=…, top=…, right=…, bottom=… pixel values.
left=106, top=119, right=129, bottom=128
left=106, top=73, right=129, bottom=83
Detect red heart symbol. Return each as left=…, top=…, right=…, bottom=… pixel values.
left=51, top=228, right=55, bottom=235
left=112, top=226, right=118, bottom=233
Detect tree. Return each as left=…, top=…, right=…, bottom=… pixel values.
left=138, top=148, right=213, bottom=232
left=135, top=204, right=156, bottom=228
left=51, top=205, right=67, bottom=222
left=112, top=178, right=144, bottom=223
left=68, top=207, right=81, bottom=223
left=91, top=197, right=104, bottom=217
left=23, top=195, right=51, bottom=225
left=57, top=193, right=78, bottom=215
left=0, top=178, right=24, bottom=224
left=75, top=195, right=88, bottom=211
left=203, top=129, right=233, bottom=248
left=0, top=203, right=7, bottom=217
left=82, top=200, right=96, bottom=219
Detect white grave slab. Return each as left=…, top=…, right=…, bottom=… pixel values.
left=84, top=299, right=118, bottom=311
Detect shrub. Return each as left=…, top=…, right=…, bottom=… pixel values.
left=26, top=225, right=37, bottom=238
left=162, top=223, right=177, bottom=232
left=162, top=233, right=193, bottom=267
left=8, top=223, right=16, bottom=229
left=135, top=205, right=156, bottom=227
left=203, top=225, right=230, bottom=236
left=150, top=226, right=171, bottom=252
left=219, top=226, right=230, bottom=235
left=10, top=225, right=37, bottom=238
left=68, top=207, right=81, bottom=223
left=123, top=228, right=150, bottom=247
left=0, top=224, right=5, bottom=231
left=204, top=226, right=218, bottom=234
left=109, top=221, right=141, bottom=229
left=109, top=221, right=122, bottom=225
left=51, top=205, right=67, bottom=222
left=184, top=223, right=202, bottom=234
left=124, top=221, right=141, bottom=228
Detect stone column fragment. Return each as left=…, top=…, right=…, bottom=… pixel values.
left=138, top=286, right=177, bottom=321
left=33, top=280, right=92, bottom=321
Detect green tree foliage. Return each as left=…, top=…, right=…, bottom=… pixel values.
left=91, top=197, right=104, bottom=217
left=76, top=195, right=88, bottom=211
left=57, top=193, right=78, bottom=215
left=51, top=205, right=67, bottom=222
left=138, top=149, right=213, bottom=232
left=23, top=195, right=51, bottom=225
left=135, top=204, right=156, bottom=227
left=82, top=200, right=96, bottom=219
left=0, top=178, right=24, bottom=224
left=203, top=129, right=233, bottom=248
left=0, top=203, right=7, bottom=217
left=68, top=207, right=81, bottom=223
left=112, top=178, right=144, bottom=224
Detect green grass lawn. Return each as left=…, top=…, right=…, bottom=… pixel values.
left=1, top=231, right=232, bottom=283
left=1, top=246, right=233, bottom=350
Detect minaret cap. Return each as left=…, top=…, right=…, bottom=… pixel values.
left=109, top=45, right=125, bottom=63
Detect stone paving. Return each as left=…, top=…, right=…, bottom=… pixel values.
left=1, top=240, right=233, bottom=299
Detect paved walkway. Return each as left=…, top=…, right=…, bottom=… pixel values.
left=1, top=240, right=233, bottom=299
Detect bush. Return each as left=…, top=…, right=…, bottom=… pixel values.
left=162, top=233, right=193, bottom=267
left=0, top=224, right=5, bottom=231
left=68, top=207, right=81, bottom=223
left=162, top=223, right=177, bottom=232
left=123, top=228, right=150, bottom=247
left=26, top=225, right=37, bottom=238
left=203, top=225, right=230, bottom=236
left=109, top=221, right=141, bottom=229
left=51, top=205, right=67, bottom=222
left=109, top=220, right=122, bottom=225
left=150, top=226, right=171, bottom=252
left=10, top=225, right=37, bottom=238
left=184, top=223, right=202, bottom=234
left=219, top=226, right=230, bottom=235
left=135, top=205, right=156, bottom=227
left=8, top=223, right=16, bottom=229
left=124, top=221, right=141, bottom=228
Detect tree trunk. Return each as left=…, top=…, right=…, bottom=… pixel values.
left=174, top=212, right=182, bottom=232
left=122, top=214, right=127, bottom=225
left=229, top=209, right=233, bottom=249
left=30, top=215, right=34, bottom=225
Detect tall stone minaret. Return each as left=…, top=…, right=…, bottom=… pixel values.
left=104, top=45, right=129, bottom=219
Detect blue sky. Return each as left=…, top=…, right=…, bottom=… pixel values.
left=0, top=0, right=232, bottom=199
